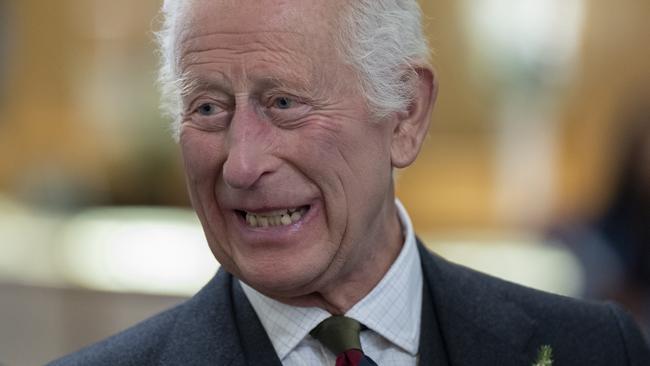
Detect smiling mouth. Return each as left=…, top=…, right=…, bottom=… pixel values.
left=236, top=205, right=310, bottom=228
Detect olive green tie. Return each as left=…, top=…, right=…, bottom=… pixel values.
left=310, top=316, right=378, bottom=366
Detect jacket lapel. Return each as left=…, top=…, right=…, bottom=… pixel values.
left=158, top=269, right=278, bottom=366
left=417, top=240, right=535, bottom=366
left=231, top=279, right=284, bottom=366
left=418, top=268, right=451, bottom=366
left=158, top=269, right=248, bottom=365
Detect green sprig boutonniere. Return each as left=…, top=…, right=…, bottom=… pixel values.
left=532, top=345, right=553, bottom=366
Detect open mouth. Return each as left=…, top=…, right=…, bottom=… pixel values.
left=235, top=205, right=310, bottom=228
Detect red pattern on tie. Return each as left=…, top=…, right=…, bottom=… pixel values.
left=335, top=349, right=364, bottom=366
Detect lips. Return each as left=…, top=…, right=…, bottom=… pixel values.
left=236, top=205, right=310, bottom=228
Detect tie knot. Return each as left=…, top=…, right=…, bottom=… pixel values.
left=310, top=316, right=363, bottom=356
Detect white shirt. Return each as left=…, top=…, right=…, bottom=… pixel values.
left=241, top=199, right=423, bottom=365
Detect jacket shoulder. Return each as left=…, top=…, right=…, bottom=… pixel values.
left=479, top=265, right=650, bottom=365
left=418, top=242, right=650, bottom=365
left=47, top=269, right=241, bottom=366
left=47, top=302, right=185, bottom=366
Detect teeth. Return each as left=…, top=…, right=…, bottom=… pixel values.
left=290, top=211, right=301, bottom=221
left=244, top=207, right=307, bottom=228
left=247, top=215, right=257, bottom=227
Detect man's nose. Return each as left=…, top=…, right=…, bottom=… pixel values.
left=222, top=106, right=276, bottom=190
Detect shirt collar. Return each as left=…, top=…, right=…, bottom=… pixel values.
left=240, top=198, right=422, bottom=359
left=346, top=199, right=422, bottom=354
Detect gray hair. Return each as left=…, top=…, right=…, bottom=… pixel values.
left=155, top=0, right=431, bottom=138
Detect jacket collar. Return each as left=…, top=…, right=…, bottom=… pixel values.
left=158, top=268, right=280, bottom=366
left=417, top=239, right=535, bottom=365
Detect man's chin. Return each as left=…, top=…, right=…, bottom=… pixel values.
left=237, top=264, right=325, bottom=299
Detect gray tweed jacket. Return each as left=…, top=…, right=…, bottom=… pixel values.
left=48, top=241, right=650, bottom=365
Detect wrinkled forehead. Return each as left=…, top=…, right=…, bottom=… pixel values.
left=173, top=0, right=349, bottom=89
left=177, top=0, right=343, bottom=48
left=178, top=30, right=316, bottom=92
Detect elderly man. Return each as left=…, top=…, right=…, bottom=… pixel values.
left=51, top=0, right=649, bottom=365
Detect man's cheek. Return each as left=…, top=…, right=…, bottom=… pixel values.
left=182, top=157, right=209, bottom=185
left=182, top=145, right=224, bottom=180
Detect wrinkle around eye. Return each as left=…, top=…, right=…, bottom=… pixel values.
left=184, top=103, right=231, bottom=132
left=184, top=115, right=231, bottom=133
left=262, top=92, right=319, bottom=125
left=266, top=104, right=314, bottom=129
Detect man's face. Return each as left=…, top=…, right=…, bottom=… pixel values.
left=177, top=0, right=401, bottom=298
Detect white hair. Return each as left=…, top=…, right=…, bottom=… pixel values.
left=155, top=0, right=431, bottom=138
left=338, top=1, right=431, bottom=118
left=155, top=0, right=190, bottom=139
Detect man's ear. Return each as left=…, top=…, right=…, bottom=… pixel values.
left=390, top=67, right=438, bottom=168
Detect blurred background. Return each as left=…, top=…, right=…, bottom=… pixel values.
left=0, top=0, right=648, bottom=364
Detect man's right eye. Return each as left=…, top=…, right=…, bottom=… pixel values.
left=196, top=103, right=221, bottom=116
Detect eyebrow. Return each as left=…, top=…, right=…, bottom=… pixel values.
left=179, top=73, right=314, bottom=100
left=254, top=76, right=313, bottom=96
left=179, top=73, right=232, bottom=99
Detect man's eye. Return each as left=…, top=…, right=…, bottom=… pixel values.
left=196, top=103, right=220, bottom=116
left=272, top=96, right=294, bottom=109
